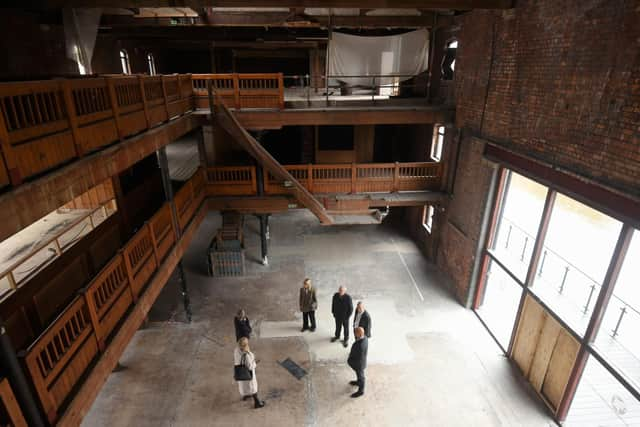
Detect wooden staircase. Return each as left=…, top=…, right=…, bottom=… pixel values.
left=213, top=101, right=334, bottom=225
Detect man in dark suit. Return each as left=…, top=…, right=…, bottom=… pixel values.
left=353, top=301, right=371, bottom=338
left=347, top=327, right=368, bottom=398
left=331, top=286, right=353, bottom=348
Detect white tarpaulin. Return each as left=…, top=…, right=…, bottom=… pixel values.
left=327, top=29, right=429, bottom=88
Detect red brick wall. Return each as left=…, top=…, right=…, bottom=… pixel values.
left=455, top=0, right=640, bottom=197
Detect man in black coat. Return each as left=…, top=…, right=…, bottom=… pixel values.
left=331, top=286, right=353, bottom=348
left=353, top=301, right=372, bottom=338
left=347, top=326, right=368, bottom=398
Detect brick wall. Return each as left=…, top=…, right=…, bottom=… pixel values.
left=455, top=0, right=640, bottom=197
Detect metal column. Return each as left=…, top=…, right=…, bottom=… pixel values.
left=156, top=147, right=193, bottom=322
left=255, top=162, right=269, bottom=266
left=0, top=324, right=45, bottom=427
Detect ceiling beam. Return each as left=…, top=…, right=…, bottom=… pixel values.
left=101, top=12, right=439, bottom=28
left=17, top=1, right=513, bottom=10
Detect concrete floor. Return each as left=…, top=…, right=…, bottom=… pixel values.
left=83, top=210, right=555, bottom=427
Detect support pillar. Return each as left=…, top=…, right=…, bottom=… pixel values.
left=156, top=147, right=193, bottom=322
left=260, top=214, right=268, bottom=266
left=0, top=324, right=45, bottom=427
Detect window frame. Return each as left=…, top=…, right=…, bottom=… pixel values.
left=119, top=49, right=131, bottom=75
left=430, top=125, right=445, bottom=162
left=146, top=52, right=156, bottom=76
left=422, top=205, right=435, bottom=233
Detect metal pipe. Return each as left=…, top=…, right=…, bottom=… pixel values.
left=538, top=249, right=547, bottom=276
left=260, top=214, right=268, bottom=266
left=611, top=306, right=627, bottom=337
left=177, top=261, right=192, bottom=323
left=504, top=225, right=512, bottom=249
left=520, top=236, right=528, bottom=261
left=583, top=284, right=596, bottom=314
left=0, top=324, right=46, bottom=427
left=559, top=266, right=569, bottom=294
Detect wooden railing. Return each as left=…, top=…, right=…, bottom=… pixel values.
left=19, top=169, right=204, bottom=424
left=0, top=74, right=194, bottom=188
left=0, top=377, right=28, bottom=427
left=0, top=198, right=117, bottom=296
left=192, top=73, right=284, bottom=110
left=207, top=162, right=443, bottom=196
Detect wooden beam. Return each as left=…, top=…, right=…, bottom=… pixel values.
left=21, top=1, right=513, bottom=9
left=0, top=113, right=204, bottom=243
left=208, top=196, right=290, bottom=213
left=57, top=203, right=207, bottom=427
left=229, top=108, right=454, bottom=128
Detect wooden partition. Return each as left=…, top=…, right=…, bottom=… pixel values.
left=0, top=377, right=28, bottom=427
left=24, top=295, right=99, bottom=424
left=0, top=74, right=193, bottom=187
left=191, top=73, right=284, bottom=110
left=122, top=224, right=157, bottom=299
left=208, top=162, right=444, bottom=197
left=149, top=203, right=176, bottom=262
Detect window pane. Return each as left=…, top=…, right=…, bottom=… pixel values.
left=594, top=229, right=640, bottom=392
left=476, top=258, right=523, bottom=349
left=489, top=171, right=548, bottom=282
left=566, top=354, right=640, bottom=426
left=532, top=193, right=622, bottom=336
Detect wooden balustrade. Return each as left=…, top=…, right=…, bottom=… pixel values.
left=83, top=254, right=133, bottom=351
left=0, top=377, right=28, bottom=427
left=191, top=73, right=284, bottom=110
left=24, top=295, right=99, bottom=424
left=14, top=171, right=207, bottom=424
left=208, top=162, right=444, bottom=196
left=206, top=166, right=257, bottom=196
left=122, top=224, right=157, bottom=299
left=0, top=74, right=194, bottom=188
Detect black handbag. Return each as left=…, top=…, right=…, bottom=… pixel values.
left=234, top=352, right=253, bottom=381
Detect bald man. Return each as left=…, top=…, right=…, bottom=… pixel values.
left=331, top=286, right=353, bottom=348
left=347, top=327, right=368, bottom=398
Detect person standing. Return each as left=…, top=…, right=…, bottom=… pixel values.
left=331, top=285, right=353, bottom=348
left=347, top=326, right=368, bottom=398
left=234, top=309, right=252, bottom=342
left=234, top=337, right=265, bottom=408
left=353, top=301, right=371, bottom=338
left=299, top=278, right=318, bottom=332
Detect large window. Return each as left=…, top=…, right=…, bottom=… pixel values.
left=147, top=53, right=156, bottom=76
left=532, top=194, right=622, bottom=336
left=594, top=229, right=640, bottom=391
left=422, top=205, right=435, bottom=233
left=119, top=49, right=131, bottom=75
left=475, top=166, right=640, bottom=425
left=431, top=125, right=445, bottom=162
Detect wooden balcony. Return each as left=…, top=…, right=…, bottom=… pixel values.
left=207, top=162, right=444, bottom=197
left=4, top=170, right=207, bottom=425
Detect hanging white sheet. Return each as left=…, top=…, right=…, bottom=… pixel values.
left=327, top=29, right=429, bottom=89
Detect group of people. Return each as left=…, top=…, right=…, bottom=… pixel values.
left=232, top=279, right=372, bottom=409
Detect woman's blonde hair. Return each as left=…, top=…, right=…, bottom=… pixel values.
left=238, top=336, right=250, bottom=352
left=303, top=278, right=311, bottom=286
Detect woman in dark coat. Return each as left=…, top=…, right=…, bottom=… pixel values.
left=234, top=309, right=252, bottom=342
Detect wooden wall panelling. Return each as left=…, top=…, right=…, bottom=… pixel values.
left=528, top=313, right=562, bottom=392
left=71, top=78, right=119, bottom=154
left=511, top=294, right=545, bottom=377
left=542, top=329, right=580, bottom=410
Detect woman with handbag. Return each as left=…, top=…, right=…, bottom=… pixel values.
left=233, top=337, right=265, bottom=408
left=234, top=309, right=252, bottom=342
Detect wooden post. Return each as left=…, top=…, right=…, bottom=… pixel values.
left=138, top=76, right=151, bottom=129
left=121, top=247, right=137, bottom=302
left=160, top=75, right=170, bottom=120
left=233, top=74, right=240, bottom=109
left=278, top=72, right=285, bottom=110
left=251, top=166, right=258, bottom=194
left=0, top=103, right=21, bottom=185
left=308, top=163, right=314, bottom=193
left=147, top=222, right=160, bottom=266
left=351, top=163, right=356, bottom=194
left=262, top=167, right=269, bottom=195
left=82, top=289, right=105, bottom=352
left=61, top=79, right=83, bottom=157
left=392, top=162, right=400, bottom=192
left=106, top=77, right=124, bottom=140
